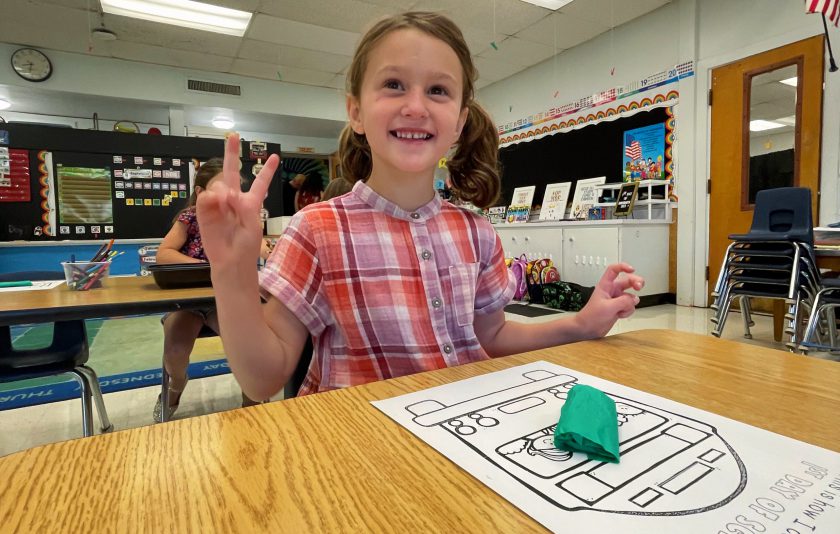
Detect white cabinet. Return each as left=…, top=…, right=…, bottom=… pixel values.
left=494, top=221, right=669, bottom=297
left=495, top=226, right=563, bottom=266
left=562, top=227, right=619, bottom=287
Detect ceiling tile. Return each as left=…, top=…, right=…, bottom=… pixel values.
left=247, top=14, right=359, bottom=56
left=411, top=0, right=549, bottom=37
left=483, top=36, right=555, bottom=67
left=1, top=0, right=93, bottom=54
left=110, top=41, right=235, bottom=72
left=238, top=40, right=350, bottom=73
left=230, top=58, right=337, bottom=86
left=516, top=11, right=609, bottom=48
left=560, top=0, right=670, bottom=26
left=103, top=16, right=242, bottom=57
left=256, top=0, right=397, bottom=33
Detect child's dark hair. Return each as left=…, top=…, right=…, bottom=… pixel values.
left=173, top=157, right=223, bottom=223
left=338, top=11, right=501, bottom=209
left=300, top=171, right=324, bottom=196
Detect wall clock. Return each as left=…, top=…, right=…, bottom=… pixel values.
left=11, top=48, right=53, bottom=82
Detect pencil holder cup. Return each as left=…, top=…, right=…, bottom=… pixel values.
left=62, top=261, right=110, bottom=291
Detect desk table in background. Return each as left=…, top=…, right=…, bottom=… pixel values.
left=0, top=330, right=837, bottom=532
left=0, top=276, right=215, bottom=327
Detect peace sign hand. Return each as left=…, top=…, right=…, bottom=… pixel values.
left=197, top=134, right=279, bottom=271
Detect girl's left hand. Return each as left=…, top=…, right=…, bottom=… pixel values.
left=573, top=263, right=645, bottom=339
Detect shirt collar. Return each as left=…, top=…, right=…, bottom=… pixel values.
left=352, top=180, right=441, bottom=222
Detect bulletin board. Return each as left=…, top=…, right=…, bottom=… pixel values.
left=498, top=108, right=669, bottom=212
left=0, top=123, right=282, bottom=241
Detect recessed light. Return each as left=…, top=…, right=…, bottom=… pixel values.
left=779, top=77, right=797, bottom=87
left=749, top=120, right=784, bottom=132
left=100, top=0, right=253, bottom=37
left=0, top=98, right=10, bottom=110
left=212, top=117, right=235, bottom=129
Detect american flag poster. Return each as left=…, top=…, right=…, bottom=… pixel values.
left=622, top=123, right=666, bottom=182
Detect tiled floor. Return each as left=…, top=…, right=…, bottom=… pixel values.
left=1, top=304, right=837, bottom=457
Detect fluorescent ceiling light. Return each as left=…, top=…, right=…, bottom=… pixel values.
left=779, top=77, right=797, bottom=87
left=212, top=117, right=234, bottom=129
left=749, top=120, right=784, bottom=132
left=100, top=0, right=253, bottom=37
left=518, top=0, right=575, bottom=10
left=0, top=98, right=10, bottom=110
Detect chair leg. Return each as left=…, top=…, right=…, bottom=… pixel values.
left=69, top=370, right=94, bottom=438
left=77, top=365, right=113, bottom=432
left=160, top=358, right=171, bottom=423
left=740, top=296, right=752, bottom=339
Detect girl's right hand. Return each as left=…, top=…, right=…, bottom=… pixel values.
left=197, top=134, right=279, bottom=271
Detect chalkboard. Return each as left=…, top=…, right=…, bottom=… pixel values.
left=0, top=123, right=281, bottom=241
left=613, top=182, right=639, bottom=217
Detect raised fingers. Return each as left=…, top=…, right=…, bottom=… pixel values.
left=248, top=153, right=280, bottom=202
left=223, top=133, right=243, bottom=188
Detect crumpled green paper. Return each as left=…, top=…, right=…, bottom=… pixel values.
left=553, top=384, right=620, bottom=463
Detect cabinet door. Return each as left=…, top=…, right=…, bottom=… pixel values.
left=494, top=227, right=562, bottom=264
left=562, top=227, right=619, bottom=287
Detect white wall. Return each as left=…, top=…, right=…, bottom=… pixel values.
left=479, top=0, right=840, bottom=307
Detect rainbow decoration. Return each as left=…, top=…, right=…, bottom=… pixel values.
left=497, top=60, right=694, bottom=144
left=37, top=150, right=54, bottom=236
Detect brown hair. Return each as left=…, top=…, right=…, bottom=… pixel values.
left=174, top=157, right=223, bottom=223
left=321, top=177, right=353, bottom=201
left=338, top=11, right=500, bottom=209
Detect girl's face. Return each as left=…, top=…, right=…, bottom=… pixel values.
left=195, top=172, right=223, bottom=198
left=347, top=28, right=469, bottom=181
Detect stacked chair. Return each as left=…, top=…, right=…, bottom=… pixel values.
left=799, top=278, right=840, bottom=353
left=710, top=187, right=818, bottom=351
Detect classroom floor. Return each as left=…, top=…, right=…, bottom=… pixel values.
left=1, top=303, right=838, bottom=457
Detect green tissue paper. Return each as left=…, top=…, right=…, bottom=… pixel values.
left=553, top=384, right=620, bottom=463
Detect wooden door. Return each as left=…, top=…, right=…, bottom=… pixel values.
left=708, top=36, right=824, bottom=301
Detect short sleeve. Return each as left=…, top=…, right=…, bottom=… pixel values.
left=259, top=213, right=329, bottom=335
left=177, top=209, right=194, bottom=226
left=474, top=232, right=515, bottom=315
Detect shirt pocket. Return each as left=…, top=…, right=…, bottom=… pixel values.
left=446, top=262, right=479, bottom=327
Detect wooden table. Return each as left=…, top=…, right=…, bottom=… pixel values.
left=0, top=276, right=215, bottom=326
left=0, top=329, right=837, bottom=532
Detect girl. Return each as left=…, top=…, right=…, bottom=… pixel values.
left=154, top=158, right=267, bottom=422
left=294, top=171, right=324, bottom=211
left=197, top=12, right=644, bottom=401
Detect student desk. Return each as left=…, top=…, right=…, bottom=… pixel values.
left=0, top=329, right=837, bottom=532
left=0, top=276, right=215, bottom=326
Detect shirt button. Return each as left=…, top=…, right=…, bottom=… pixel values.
left=421, top=250, right=432, bottom=260
left=443, top=344, right=453, bottom=354
left=431, top=297, right=442, bottom=309
left=410, top=212, right=420, bottom=220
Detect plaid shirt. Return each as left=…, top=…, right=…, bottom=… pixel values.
left=259, top=181, right=514, bottom=395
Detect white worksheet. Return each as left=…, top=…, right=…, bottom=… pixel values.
left=0, top=280, right=65, bottom=292
left=372, top=361, right=840, bottom=533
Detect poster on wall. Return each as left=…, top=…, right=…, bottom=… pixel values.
left=539, top=182, right=572, bottom=221
left=569, top=177, right=606, bottom=220
left=623, top=123, right=666, bottom=181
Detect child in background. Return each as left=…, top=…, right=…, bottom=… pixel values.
left=321, top=177, right=353, bottom=201
left=294, top=171, right=324, bottom=211
left=153, top=158, right=268, bottom=422
left=197, top=12, right=644, bottom=402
